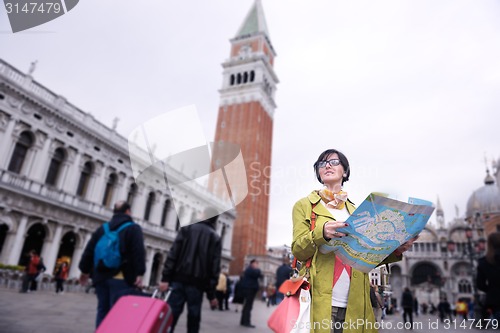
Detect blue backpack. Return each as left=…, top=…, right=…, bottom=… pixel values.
left=94, top=222, right=133, bottom=270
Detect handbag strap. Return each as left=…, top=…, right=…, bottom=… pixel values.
left=292, top=203, right=317, bottom=271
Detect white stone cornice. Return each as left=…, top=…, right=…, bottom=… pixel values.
left=0, top=80, right=130, bottom=161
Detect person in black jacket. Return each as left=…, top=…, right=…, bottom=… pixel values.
left=78, top=201, right=146, bottom=328
left=401, top=287, right=414, bottom=327
left=477, top=232, right=500, bottom=322
left=275, top=256, right=292, bottom=305
left=240, top=259, right=262, bottom=328
left=159, top=206, right=221, bottom=333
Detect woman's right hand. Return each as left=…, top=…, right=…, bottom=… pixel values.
left=323, top=220, right=348, bottom=240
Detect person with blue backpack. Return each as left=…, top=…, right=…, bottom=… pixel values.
left=78, top=201, right=146, bottom=328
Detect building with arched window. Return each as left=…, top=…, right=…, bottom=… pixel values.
left=0, top=59, right=235, bottom=284
left=387, top=169, right=500, bottom=312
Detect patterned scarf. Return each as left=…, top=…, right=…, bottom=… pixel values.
left=318, top=187, right=348, bottom=210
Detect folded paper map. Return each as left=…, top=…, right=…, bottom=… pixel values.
left=319, top=193, right=435, bottom=273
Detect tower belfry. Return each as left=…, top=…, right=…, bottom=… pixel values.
left=213, top=0, right=278, bottom=275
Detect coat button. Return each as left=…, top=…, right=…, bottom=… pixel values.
left=352, top=271, right=358, bottom=278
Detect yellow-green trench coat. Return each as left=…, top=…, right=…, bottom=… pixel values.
left=291, top=191, right=401, bottom=333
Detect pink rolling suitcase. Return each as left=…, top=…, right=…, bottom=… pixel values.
left=96, top=290, right=173, bottom=333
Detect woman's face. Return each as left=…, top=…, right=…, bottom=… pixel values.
left=318, top=153, right=345, bottom=186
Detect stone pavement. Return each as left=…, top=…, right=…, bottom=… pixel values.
left=0, top=286, right=489, bottom=333
left=0, top=286, right=273, bottom=333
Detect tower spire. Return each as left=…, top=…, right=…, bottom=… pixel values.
left=235, top=0, right=270, bottom=39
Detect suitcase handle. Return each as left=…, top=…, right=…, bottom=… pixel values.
left=151, top=288, right=172, bottom=302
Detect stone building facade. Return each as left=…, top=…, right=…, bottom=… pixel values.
left=0, top=58, right=235, bottom=286
left=388, top=168, right=500, bottom=310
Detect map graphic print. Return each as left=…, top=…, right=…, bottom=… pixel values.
left=319, top=193, right=435, bottom=273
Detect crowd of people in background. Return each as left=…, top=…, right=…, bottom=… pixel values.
left=13, top=197, right=500, bottom=333
left=18, top=249, right=71, bottom=295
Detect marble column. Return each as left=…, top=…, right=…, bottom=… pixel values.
left=30, top=134, right=52, bottom=182
left=148, top=194, right=163, bottom=225
left=133, top=187, right=148, bottom=221
left=165, top=201, right=178, bottom=231
left=144, top=248, right=156, bottom=287
left=61, top=150, right=82, bottom=193
left=8, top=215, right=28, bottom=265
left=0, top=116, right=17, bottom=169
left=69, top=232, right=91, bottom=278
left=90, top=163, right=107, bottom=205
left=0, top=229, right=17, bottom=264
left=45, top=224, right=63, bottom=274
left=116, top=173, right=129, bottom=203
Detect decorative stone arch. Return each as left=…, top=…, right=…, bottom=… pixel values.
left=409, top=261, right=445, bottom=308
left=76, top=159, right=95, bottom=198
left=17, top=221, right=49, bottom=265
left=12, top=123, right=35, bottom=141
left=419, top=226, right=439, bottom=241
left=409, top=261, right=443, bottom=286
left=56, top=229, right=78, bottom=268
left=389, top=264, right=403, bottom=309
left=0, top=214, right=15, bottom=231
left=7, top=129, right=36, bottom=175
left=45, top=146, right=68, bottom=186
left=27, top=218, right=53, bottom=240
left=69, top=227, right=85, bottom=248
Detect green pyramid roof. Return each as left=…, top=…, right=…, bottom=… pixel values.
left=235, top=0, right=270, bottom=39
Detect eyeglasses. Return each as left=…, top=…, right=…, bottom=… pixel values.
left=318, top=159, right=341, bottom=168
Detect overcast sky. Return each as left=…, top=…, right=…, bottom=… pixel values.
left=2, top=0, right=499, bottom=247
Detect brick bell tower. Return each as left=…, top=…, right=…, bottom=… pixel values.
left=213, top=0, right=278, bottom=276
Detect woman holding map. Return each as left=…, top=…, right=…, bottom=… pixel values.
left=291, top=148, right=415, bottom=333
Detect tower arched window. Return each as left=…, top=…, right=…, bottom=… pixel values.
left=243, top=72, right=248, bottom=83
left=45, top=147, right=66, bottom=186
left=76, top=161, right=93, bottom=198
left=237, top=73, right=242, bottom=84
left=102, top=173, right=117, bottom=206
left=230, top=74, right=235, bottom=86
left=8, top=131, right=33, bottom=174
left=144, top=191, right=155, bottom=221
left=127, top=183, right=138, bottom=208
left=250, top=70, right=255, bottom=82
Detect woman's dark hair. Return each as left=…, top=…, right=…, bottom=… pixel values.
left=313, top=149, right=350, bottom=185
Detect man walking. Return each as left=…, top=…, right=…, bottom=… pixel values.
left=275, top=256, right=292, bottom=305
left=79, top=201, right=146, bottom=328
left=240, top=259, right=262, bottom=328
left=159, top=207, right=221, bottom=333
left=401, top=287, right=414, bottom=327
left=20, top=250, right=41, bottom=293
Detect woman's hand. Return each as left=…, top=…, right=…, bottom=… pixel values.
left=394, top=235, right=419, bottom=256
left=323, top=220, right=348, bottom=240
